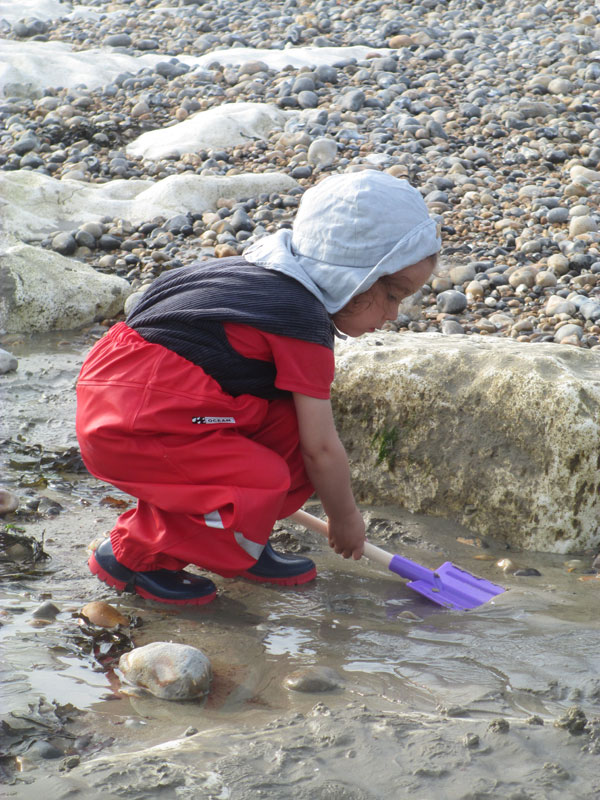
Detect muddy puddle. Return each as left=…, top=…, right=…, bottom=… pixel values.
left=2, top=329, right=600, bottom=799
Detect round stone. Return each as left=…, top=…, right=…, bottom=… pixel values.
left=441, top=319, right=465, bottom=335
left=51, top=232, right=77, bottom=255
left=570, top=216, right=597, bottom=237
left=118, top=641, right=212, bottom=700
left=285, top=666, right=342, bottom=693
left=448, top=264, right=476, bottom=284
left=547, top=207, right=569, bottom=224
left=297, top=90, right=319, bottom=109
left=437, top=290, right=467, bottom=314
left=554, top=324, right=583, bottom=343
left=307, top=137, right=337, bottom=167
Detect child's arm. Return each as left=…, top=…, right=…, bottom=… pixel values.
left=293, top=392, right=365, bottom=560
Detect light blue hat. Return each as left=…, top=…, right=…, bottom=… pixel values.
left=244, top=170, right=441, bottom=314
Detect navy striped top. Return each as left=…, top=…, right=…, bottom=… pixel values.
left=126, top=257, right=335, bottom=398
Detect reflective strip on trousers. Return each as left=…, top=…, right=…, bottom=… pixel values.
left=234, top=531, right=264, bottom=560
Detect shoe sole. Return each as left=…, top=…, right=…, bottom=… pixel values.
left=240, top=566, right=317, bottom=586
left=88, top=553, right=217, bottom=606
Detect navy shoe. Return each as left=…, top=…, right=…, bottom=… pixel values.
left=88, top=539, right=217, bottom=606
left=241, top=541, right=316, bottom=586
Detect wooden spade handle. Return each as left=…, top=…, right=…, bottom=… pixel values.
left=289, top=509, right=394, bottom=570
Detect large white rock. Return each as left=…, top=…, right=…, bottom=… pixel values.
left=332, top=332, right=600, bottom=553
left=0, top=243, right=130, bottom=332
left=0, top=0, right=100, bottom=22
left=0, top=39, right=162, bottom=98
left=0, top=39, right=385, bottom=98
left=127, top=102, right=292, bottom=160
left=0, top=170, right=298, bottom=242
left=118, top=641, right=212, bottom=701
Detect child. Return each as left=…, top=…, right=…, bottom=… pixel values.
left=76, top=170, right=440, bottom=605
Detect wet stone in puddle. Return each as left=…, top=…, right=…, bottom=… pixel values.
left=32, top=600, right=60, bottom=620
left=285, top=666, right=343, bottom=693
left=117, top=641, right=212, bottom=701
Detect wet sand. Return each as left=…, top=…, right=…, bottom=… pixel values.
left=2, top=330, right=600, bottom=799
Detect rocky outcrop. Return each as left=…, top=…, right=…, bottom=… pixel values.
left=0, top=170, right=298, bottom=243
left=332, top=332, right=600, bottom=553
left=0, top=243, right=130, bottom=332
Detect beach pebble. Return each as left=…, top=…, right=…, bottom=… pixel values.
left=0, top=488, right=19, bottom=515
left=437, top=290, right=467, bottom=314
left=513, top=567, right=542, bottom=577
left=441, top=319, right=465, bottom=335
left=285, top=666, right=343, bottom=693
left=554, top=324, right=582, bottom=343
left=32, top=601, right=60, bottom=621
left=545, top=296, right=575, bottom=316
left=81, top=601, right=128, bottom=628
left=448, top=264, right=476, bottom=285
left=547, top=207, right=569, bottom=224
left=570, top=216, right=597, bottom=237
left=307, top=137, right=338, bottom=167
left=118, top=641, right=212, bottom=701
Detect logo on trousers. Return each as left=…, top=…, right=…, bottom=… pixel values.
left=192, top=416, right=236, bottom=424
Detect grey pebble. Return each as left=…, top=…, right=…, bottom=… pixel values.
left=32, top=600, right=60, bottom=620
left=104, top=33, right=132, bottom=47
left=51, top=232, right=77, bottom=255
left=554, top=324, right=582, bottom=343
left=513, top=568, right=542, bottom=577
left=547, top=207, right=569, bottom=224
left=441, top=319, right=466, bottom=335
left=341, top=89, right=365, bottom=111
left=437, top=290, right=468, bottom=314
left=285, top=666, right=342, bottom=693
left=297, top=90, right=319, bottom=109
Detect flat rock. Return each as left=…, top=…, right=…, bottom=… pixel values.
left=0, top=243, right=130, bottom=332
left=0, top=170, right=298, bottom=242
left=126, top=103, right=292, bottom=160
left=333, top=333, right=600, bottom=552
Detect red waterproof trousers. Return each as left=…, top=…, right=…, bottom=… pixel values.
left=76, top=323, right=313, bottom=576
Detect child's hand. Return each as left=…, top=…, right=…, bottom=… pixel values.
left=327, top=508, right=365, bottom=560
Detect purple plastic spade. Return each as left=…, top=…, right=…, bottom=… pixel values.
left=388, top=554, right=506, bottom=610
left=290, top=509, right=506, bottom=611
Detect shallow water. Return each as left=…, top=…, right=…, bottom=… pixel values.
left=2, top=330, right=600, bottom=798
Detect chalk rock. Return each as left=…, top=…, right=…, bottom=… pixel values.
left=0, top=170, right=297, bottom=242
left=127, top=103, right=291, bottom=160
left=0, top=243, right=130, bottom=333
left=570, top=165, right=600, bottom=185
left=570, top=216, right=598, bottom=237
left=118, top=642, right=212, bottom=701
left=307, top=137, right=338, bottom=167
left=332, top=333, right=600, bottom=552
left=0, top=347, right=17, bottom=373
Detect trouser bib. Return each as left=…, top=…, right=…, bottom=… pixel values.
left=76, top=323, right=313, bottom=575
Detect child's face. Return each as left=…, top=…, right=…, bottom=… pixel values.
left=333, top=256, right=436, bottom=338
